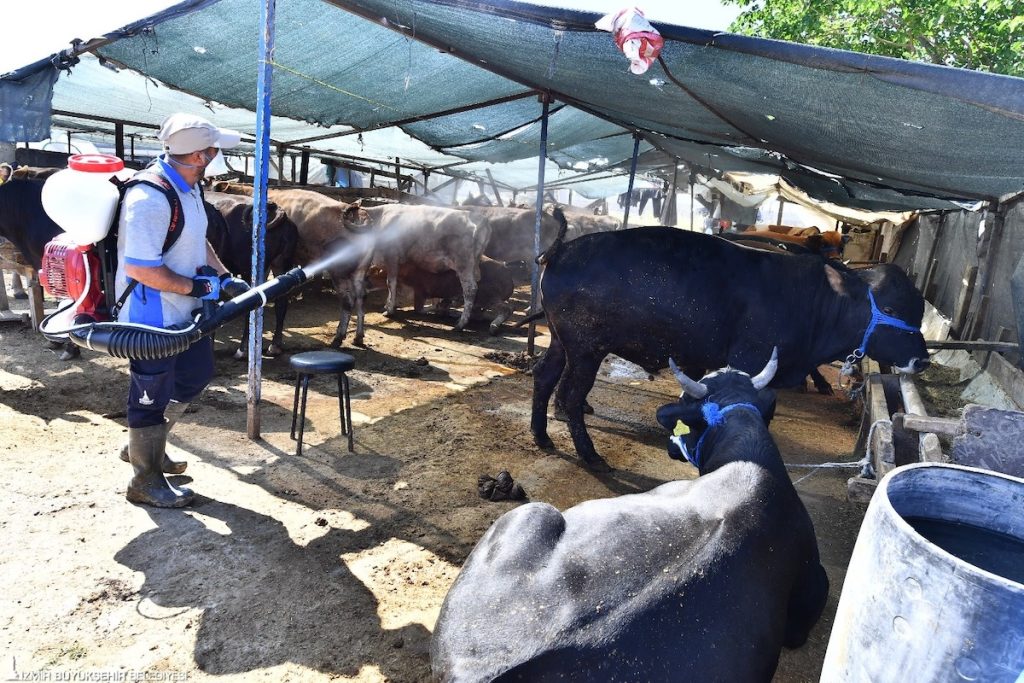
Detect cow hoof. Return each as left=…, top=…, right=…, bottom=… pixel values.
left=59, top=346, right=81, bottom=361
left=534, top=434, right=555, bottom=451
left=266, top=344, right=284, bottom=357
left=46, top=340, right=63, bottom=350
left=582, top=455, right=613, bottom=473
left=329, top=337, right=344, bottom=349
left=233, top=348, right=245, bottom=360
left=353, top=335, right=366, bottom=348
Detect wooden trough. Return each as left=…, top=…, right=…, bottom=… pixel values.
left=848, top=353, right=1024, bottom=503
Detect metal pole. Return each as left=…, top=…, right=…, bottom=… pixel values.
left=622, top=133, right=641, bottom=230
left=527, top=93, right=551, bottom=357
left=689, top=175, right=695, bottom=230
left=247, top=0, right=275, bottom=439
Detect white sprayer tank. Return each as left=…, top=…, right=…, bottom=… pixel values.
left=41, top=154, right=126, bottom=246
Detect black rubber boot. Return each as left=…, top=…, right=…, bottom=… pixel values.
left=126, top=423, right=194, bottom=508
left=119, top=401, right=189, bottom=474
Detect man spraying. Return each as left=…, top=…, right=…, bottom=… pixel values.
left=116, top=113, right=249, bottom=508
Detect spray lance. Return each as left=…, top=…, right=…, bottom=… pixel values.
left=61, top=265, right=310, bottom=360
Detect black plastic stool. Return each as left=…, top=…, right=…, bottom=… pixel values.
left=289, top=350, right=356, bottom=455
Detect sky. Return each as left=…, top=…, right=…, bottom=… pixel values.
left=0, top=1, right=742, bottom=75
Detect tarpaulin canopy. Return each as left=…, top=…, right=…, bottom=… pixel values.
left=4, top=0, right=1024, bottom=207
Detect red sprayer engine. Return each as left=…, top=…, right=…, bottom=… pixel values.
left=39, top=233, right=108, bottom=323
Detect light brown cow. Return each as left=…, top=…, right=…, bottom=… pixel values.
left=261, top=189, right=372, bottom=346
left=365, top=204, right=491, bottom=331
left=466, top=206, right=562, bottom=263
left=549, top=204, right=621, bottom=240
left=742, top=227, right=846, bottom=258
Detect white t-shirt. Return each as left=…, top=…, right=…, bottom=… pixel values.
left=114, top=162, right=209, bottom=327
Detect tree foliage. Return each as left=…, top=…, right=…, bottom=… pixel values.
left=722, top=0, right=1024, bottom=77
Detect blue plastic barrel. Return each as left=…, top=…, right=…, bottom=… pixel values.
left=821, top=463, right=1024, bottom=682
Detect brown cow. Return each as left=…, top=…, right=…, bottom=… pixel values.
left=263, top=189, right=372, bottom=347
left=466, top=206, right=562, bottom=263
left=742, top=227, right=846, bottom=258
left=548, top=204, right=621, bottom=240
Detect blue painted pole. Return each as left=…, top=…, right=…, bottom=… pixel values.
left=527, top=93, right=551, bottom=357
left=622, top=133, right=641, bottom=230
left=247, top=0, right=275, bottom=439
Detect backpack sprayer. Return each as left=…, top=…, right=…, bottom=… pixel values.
left=37, top=154, right=316, bottom=360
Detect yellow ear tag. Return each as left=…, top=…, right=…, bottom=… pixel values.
left=673, top=420, right=690, bottom=437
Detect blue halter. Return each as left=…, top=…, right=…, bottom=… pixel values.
left=675, top=401, right=761, bottom=470
left=843, top=291, right=920, bottom=372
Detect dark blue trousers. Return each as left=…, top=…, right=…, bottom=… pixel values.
left=126, top=336, right=214, bottom=428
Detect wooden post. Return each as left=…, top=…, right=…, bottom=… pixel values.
left=276, top=146, right=285, bottom=186
left=395, top=157, right=402, bottom=192
left=952, top=265, right=979, bottom=336
left=129, top=134, right=135, bottom=161
left=775, top=196, right=785, bottom=225
left=485, top=168, right=504, bottom=206
left=922, top=259, right=939, bottom=302
left=867, top=374, right=896, bottom=478
left=114, top=122, right=124, bottom=161
left=299, top=149, right=310, bottom=185
left=899, top=374, right=948, bottom=463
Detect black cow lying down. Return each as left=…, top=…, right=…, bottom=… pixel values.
left=532, top=226, right=930, bottom=471
left=432, top=352, right=828, bottom=682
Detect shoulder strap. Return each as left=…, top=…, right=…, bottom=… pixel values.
left=109, top=169, right=189, bottom=321
left=122, top=170, right=186, bottom=255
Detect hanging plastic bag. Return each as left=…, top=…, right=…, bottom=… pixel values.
left=595, top=7, right=664, bottom=75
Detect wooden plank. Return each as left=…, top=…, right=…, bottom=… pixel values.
left=26, top=277, right=44, bottom=332
left=867, top=374, right=896, bottom=477
left=920, top=432, right=948, bottom=463
left=899, top=374, right=928, bottom=416
left=952, top=265, right=978, bottom=336
left=847, top=476, right=878, bottom=504
left=485, top=169, right=504, bottom=207
left=0, top=273, right=9, bottom=312
left=968, top=294, right=990, bottom=340
left=901, top=414, right=961, bottom=435
left=922, top=258, right=938, bottom=301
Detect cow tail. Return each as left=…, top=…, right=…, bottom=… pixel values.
left=536, top=207, right=568, bottom=265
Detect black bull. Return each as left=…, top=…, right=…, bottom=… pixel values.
left=433, top=362, right=828, bottom=682
left=531, top=227, right=929, bottom=470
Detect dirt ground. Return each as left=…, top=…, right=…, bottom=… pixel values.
left=1, top=278, right=867, bottom=682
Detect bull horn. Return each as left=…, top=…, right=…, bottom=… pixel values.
left=750, top=347, right=779, bottom=390
left=668, top=358, right=708, bottom=399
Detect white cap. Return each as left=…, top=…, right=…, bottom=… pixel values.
left=158, top=113, right=242, bottom=155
